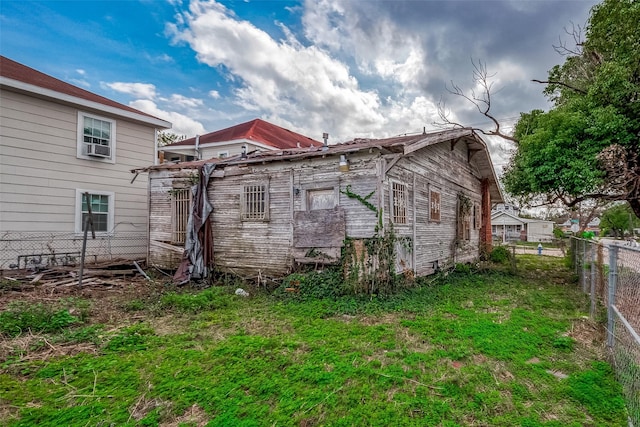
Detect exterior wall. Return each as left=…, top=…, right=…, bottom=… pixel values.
left=147, top=168, right=198, bottom=268
left=527, top=221, right=554, bottom=242
left=396, top=141, right=483, bottom=276
left=209, top=152, right=380, bottom=277
left=0, top=89, right=155, bottom=268
left=147, top=141, right=492, bottom=279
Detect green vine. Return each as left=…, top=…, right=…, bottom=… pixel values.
left=458, top=192, right=472, bottom=217
left=340, top=185, right=377, bottom=213
left=341, top=222, right=413, bottom=296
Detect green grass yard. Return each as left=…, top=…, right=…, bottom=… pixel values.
left=0, top=255, right=627, bottom=426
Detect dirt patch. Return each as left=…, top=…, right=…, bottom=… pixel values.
left=160, top=403, right=209, bottom=427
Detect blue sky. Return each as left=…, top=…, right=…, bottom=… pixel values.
left=1, top=0, right=599, bottom=168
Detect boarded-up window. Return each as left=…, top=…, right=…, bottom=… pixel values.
left=391, top=181, right=408, bottom=224
left=171, top=188, right=191, bottom=244
left=307, top=188, right=337, bottom=210
left=474, top=203, right=481, bottom=230
left=242, top=184, right=269, bottom=221
left=430, top=190, right=441, bottom=222
left=457, top=197, right=471, bottom=241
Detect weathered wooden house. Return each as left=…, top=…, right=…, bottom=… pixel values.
left=140, top=128, right=503, bottom=281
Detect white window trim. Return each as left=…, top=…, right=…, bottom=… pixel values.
left=74, top=189, right=115, bottom=235
left=76, top=111, right=117, bottom=164
left=217, top=150, right=230, bottom=158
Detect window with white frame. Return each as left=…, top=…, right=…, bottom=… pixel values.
left=241, top=183, right=269, bottom=221
left=75, top=189, right=114, bottom=234
left=217, top=151, right=229, bottom=159
left=391, top=181, right=408, bottom=224
left=77, top=112, right=116, bottom=162
left=171, top=188, right=191, bottom=244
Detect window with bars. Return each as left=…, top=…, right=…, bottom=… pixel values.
left=430, top=190, right=441, bottom=222
left=242, top=184, right=269, bottom=221
left=171, top=188, right=191, bottom=244
left=391, top=181, right=408, bottom=224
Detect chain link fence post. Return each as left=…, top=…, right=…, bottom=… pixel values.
left=607, top=245, right=618, bottom=349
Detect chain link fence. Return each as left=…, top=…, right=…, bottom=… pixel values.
left=0, top=231, right=148, bottom=271
left=570, top=237, right=640, bottom=424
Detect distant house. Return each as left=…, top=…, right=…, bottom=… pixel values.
left=0, top=56, right=171, bottom=269
left=558, top=217, right=600, bottom=235
left=139, top=128, right=503, bottom=281
left=491, top=211, right=554, bottom=242
left=159, top=118, right=322, bottom=163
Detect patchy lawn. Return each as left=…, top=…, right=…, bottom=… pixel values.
left=0, top=256, right=627, bottom=426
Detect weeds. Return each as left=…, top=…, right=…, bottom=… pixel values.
left=0, top=257, right=629, bottom=426
left=0, top=301, right=80, bottom=337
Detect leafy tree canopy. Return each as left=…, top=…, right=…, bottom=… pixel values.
left=503, top=0, right=640, bottom=217
left=599, top=202, right=640, bottom=238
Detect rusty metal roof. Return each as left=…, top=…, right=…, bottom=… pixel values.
left=0, top=56, right=170, bottom=127
left=139, top=128, right=503, bottom=202
left=164, top=118, right=322, bottom=150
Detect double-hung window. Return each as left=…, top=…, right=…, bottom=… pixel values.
left=75, top=189, right=114, bottom=234
left=77, top=112, right=116, bottom=162
left=241, top=183, right=269, bottom=221
left=391, top=181, right=408, bottom=224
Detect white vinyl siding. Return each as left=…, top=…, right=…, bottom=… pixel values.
left=0, top=90, right=154, bottom=234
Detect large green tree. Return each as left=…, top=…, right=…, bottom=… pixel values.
left=502, top=0, right=640, bottom=217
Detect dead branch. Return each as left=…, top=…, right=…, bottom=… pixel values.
left=435, top=59, right=518, bottom=143
left=531, top=79, right=587, bottom=95
left=552, top=22, right=584, bottom=56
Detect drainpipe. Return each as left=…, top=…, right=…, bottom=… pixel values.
left=322, top=133, right=329, bottom=151
left=195, top=135, right=200, bottom=160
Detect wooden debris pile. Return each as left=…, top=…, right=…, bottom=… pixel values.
left=1, top=258, right=149, bottom=291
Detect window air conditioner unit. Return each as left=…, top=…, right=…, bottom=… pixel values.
left=86, top=143, right=111, bottom=158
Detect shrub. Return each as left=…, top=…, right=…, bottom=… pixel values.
left=0, top=302, right=79, bottom=337
left=277, top=267, right=345, bottom=300
left=490, top=246, right=511, bottom=264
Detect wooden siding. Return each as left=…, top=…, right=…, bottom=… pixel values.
left=209, top=169, right=292, bottom=277
left=147, top=139, right=493, bottom=279
left=388, top=141, right=484, bottom=275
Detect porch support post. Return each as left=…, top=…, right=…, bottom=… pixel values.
left=480, top=179, right=492, bottom=253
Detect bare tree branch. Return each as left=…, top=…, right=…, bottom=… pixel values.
left=435, top=59, right=518, bottom=143
left=552, top=22, right=584, bottom=56
left=531, top=79, right=587, bottom=94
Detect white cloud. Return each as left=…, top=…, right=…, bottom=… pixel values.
left=130, top=99, right=206, bottom=137
left=76, top=69, right=86, bottom=76
left=167, top=0, right=389, bottom=141
left=208, top=90, right=220, bottom=99
left=103, top=82, right=157, bottom=100
left=165, top=93, right=204, bottom=108
left=70, top=78, right=90, bottom=88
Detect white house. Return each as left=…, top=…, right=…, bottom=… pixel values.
left=0, top=56, right=171, bottom=269
left=491, top=211, right=554, bottom=243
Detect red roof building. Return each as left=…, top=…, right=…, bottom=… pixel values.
left=160, top=118, right=322, bottom=162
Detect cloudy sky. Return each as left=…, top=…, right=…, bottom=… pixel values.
left=1, top=0, right=598, bottom=168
